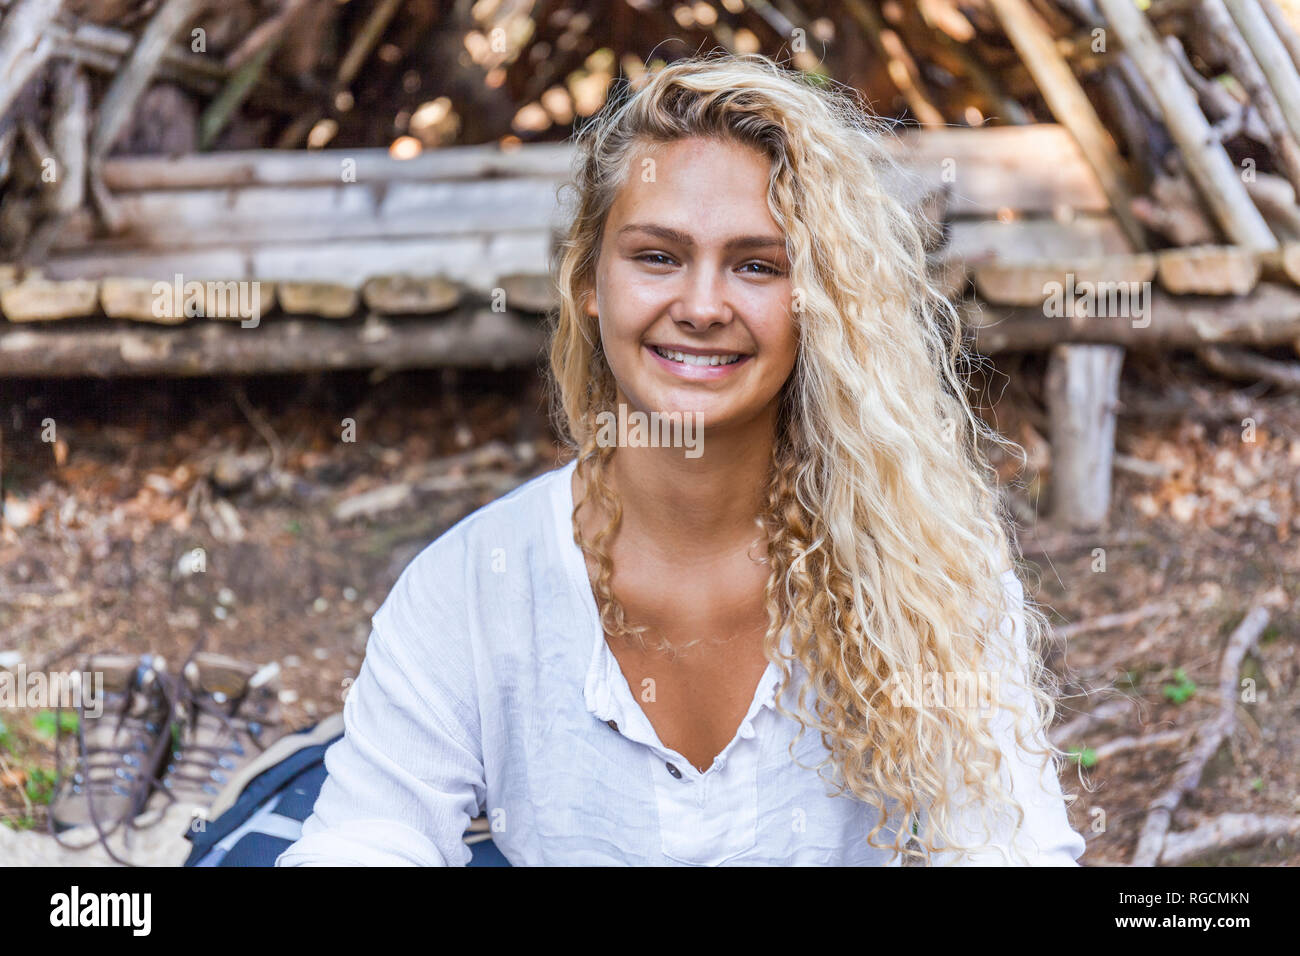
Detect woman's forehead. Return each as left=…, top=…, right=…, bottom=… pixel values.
left=608, top=137, right=780, bottom=235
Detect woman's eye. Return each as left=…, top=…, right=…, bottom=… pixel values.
left=740, top=261, right=783, bottom=276
left=636, top=253, right=675, bottom=266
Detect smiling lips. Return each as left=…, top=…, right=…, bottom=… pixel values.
left=646, top=343, right=751, bottom=378
left=651, top=345, right=743, bottom=366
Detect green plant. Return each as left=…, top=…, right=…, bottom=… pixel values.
left=24, top=767, right=57, bottom=805
left=1068, top=747, right=1098, bottom=769
left=1251, top=777, right=1265, bottom=793
left=29, top=709, right=78, bottom=741
left=1163, top=668, right=1197, bottom=705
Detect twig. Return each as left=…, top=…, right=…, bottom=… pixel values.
left=1159, top=812, right=1300, bottom=865
left=1090, top=727, right=1190, bottom=762
left=1196, top=345, right=1300, bottom=390
left=1053, top=600, right=1181, bottom=641
left=1051, top=696, right=1146, bottom=747
left=228, top=382, right=284, bottom=473
left=1130, top=602, right=1273, bottom=866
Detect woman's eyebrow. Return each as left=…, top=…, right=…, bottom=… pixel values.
left=617, top=222, right=785, bottom=251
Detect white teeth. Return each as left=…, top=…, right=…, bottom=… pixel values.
left=653, top=346, right=741, bottom=366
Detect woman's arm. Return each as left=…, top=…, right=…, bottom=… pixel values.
left=276, top=543, right=486, bottom=866
left=926, top=568, right=1087, bottom=866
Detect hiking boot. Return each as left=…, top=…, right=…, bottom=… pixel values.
left=160, top=653, right=286, bottom=810
left=48, top=654, right=175, bottom=837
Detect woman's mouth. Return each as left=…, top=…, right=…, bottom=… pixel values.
left=642, top=345, right=748, bottom=379
left=650, top=345, right=743, bottom=367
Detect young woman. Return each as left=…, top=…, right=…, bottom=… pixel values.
left=278, top=53, right=1086, bottom=866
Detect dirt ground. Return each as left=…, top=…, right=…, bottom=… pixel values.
left=0, top=352, right=1296, bottom=865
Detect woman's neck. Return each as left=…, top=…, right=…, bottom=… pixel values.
left=603, top=407, right=775, bottom=565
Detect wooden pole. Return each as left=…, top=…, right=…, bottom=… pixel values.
left=91, top=0, right=209, bottom=160
left=1198, top=0, right=1300, bottom=194
left=987, top=0, right=1150, bottom=250
left=0, top=0, right=61, bottom=121
left=1045, top=343, right=1125, bottom=530
left=1261, top=0, right=1300, bottom=71
left=1097, top=0, right=1278, bottom=250
left=1224, top=0, right=1300, bottom=152
left=843, top=0, right=946, bottom=127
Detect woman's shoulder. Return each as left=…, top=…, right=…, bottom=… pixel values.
left=373, top=460, right=573, bottom=629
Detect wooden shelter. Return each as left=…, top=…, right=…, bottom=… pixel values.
left=5, top=0, right=1300, bottom=531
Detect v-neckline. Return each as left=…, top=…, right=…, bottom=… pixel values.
left=552, top=458, right=785, bottom=780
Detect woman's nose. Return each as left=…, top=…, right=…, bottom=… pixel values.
left=672, top=268, right=730, bottom=329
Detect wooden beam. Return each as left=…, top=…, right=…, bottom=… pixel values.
left=987, top=0, right=1150, bottom=250
left=0, top=307, right=546, bottom=377
left=965, top=281, right=1300, bottom=352
left=1096, top=0, right=1277, bottom=249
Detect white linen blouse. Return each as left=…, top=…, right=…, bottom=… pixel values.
left=276, top=458, right=1086, bottom=866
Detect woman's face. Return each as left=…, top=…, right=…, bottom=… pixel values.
left=584, top=136, right=798, bottom=433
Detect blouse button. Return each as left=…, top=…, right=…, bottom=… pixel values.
left=606, top=719, right=619, bottom=732
left=666, top=762, right=682, bottom=779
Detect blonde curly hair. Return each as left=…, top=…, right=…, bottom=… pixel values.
left=545, top=51, right=1070, bottom=865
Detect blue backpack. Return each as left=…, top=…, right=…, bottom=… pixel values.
left=183, top=712, right=509, bottom=867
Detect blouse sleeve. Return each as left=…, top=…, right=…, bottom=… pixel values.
left=276, top=539, right=485, bottom=867
left=925, top=568, right=1087, bottom=866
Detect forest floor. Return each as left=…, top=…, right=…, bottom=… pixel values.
left=0, top=352, right=1296, bottom=866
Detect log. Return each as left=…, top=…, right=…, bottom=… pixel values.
left=360, top=274, right=461, bottom=314
left=47, top=178, right=567, bottom=249
left=496, top=272, right=559, bottom=314
left=946, top=217, right=1133, bottom=264
left=99, top=141, right=576, bottom=189
left=43, top=231, right=557, bottom=296
left=966, top=282, right=1300, bottom=351
left=276, top=281, right=359, bottom=318
left=91, top=0, right=209, bottom=160
left=987, top=0, right=1150, bottom=250
left=843, top=0, right=946, bottom=126
left=92, top=127, right=1104, bottom=219
left=1262, top=241, right=1300, bottom=284
left=47, top=62, right=89, bottom=215
left=1155, top=245, right=1261, bottom=295
left=1096, top=0, right=1278, bottom=249
left=0, top=278, right=99, bottom=321
left=0, top=0, right=61, bottom=121
left=1261, top=0, right=1300, bottom=72
left=1197, top=1, right=1300, bottom=194
left=1196, top=344, right=1300, bottom=389
left=0, top=307, right=547, bottom=377
left=974, top=254, right=1157, bottom=306
left=1246, top=172, right=1300, bottom=241
left=1159, top=813, right=1300, bottom=865
left=1130, top=602, right=1275, bottom=866
left=1044, top=343, right=1125, bottom=529
left=1224, top=0, right=1300, bottom=156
